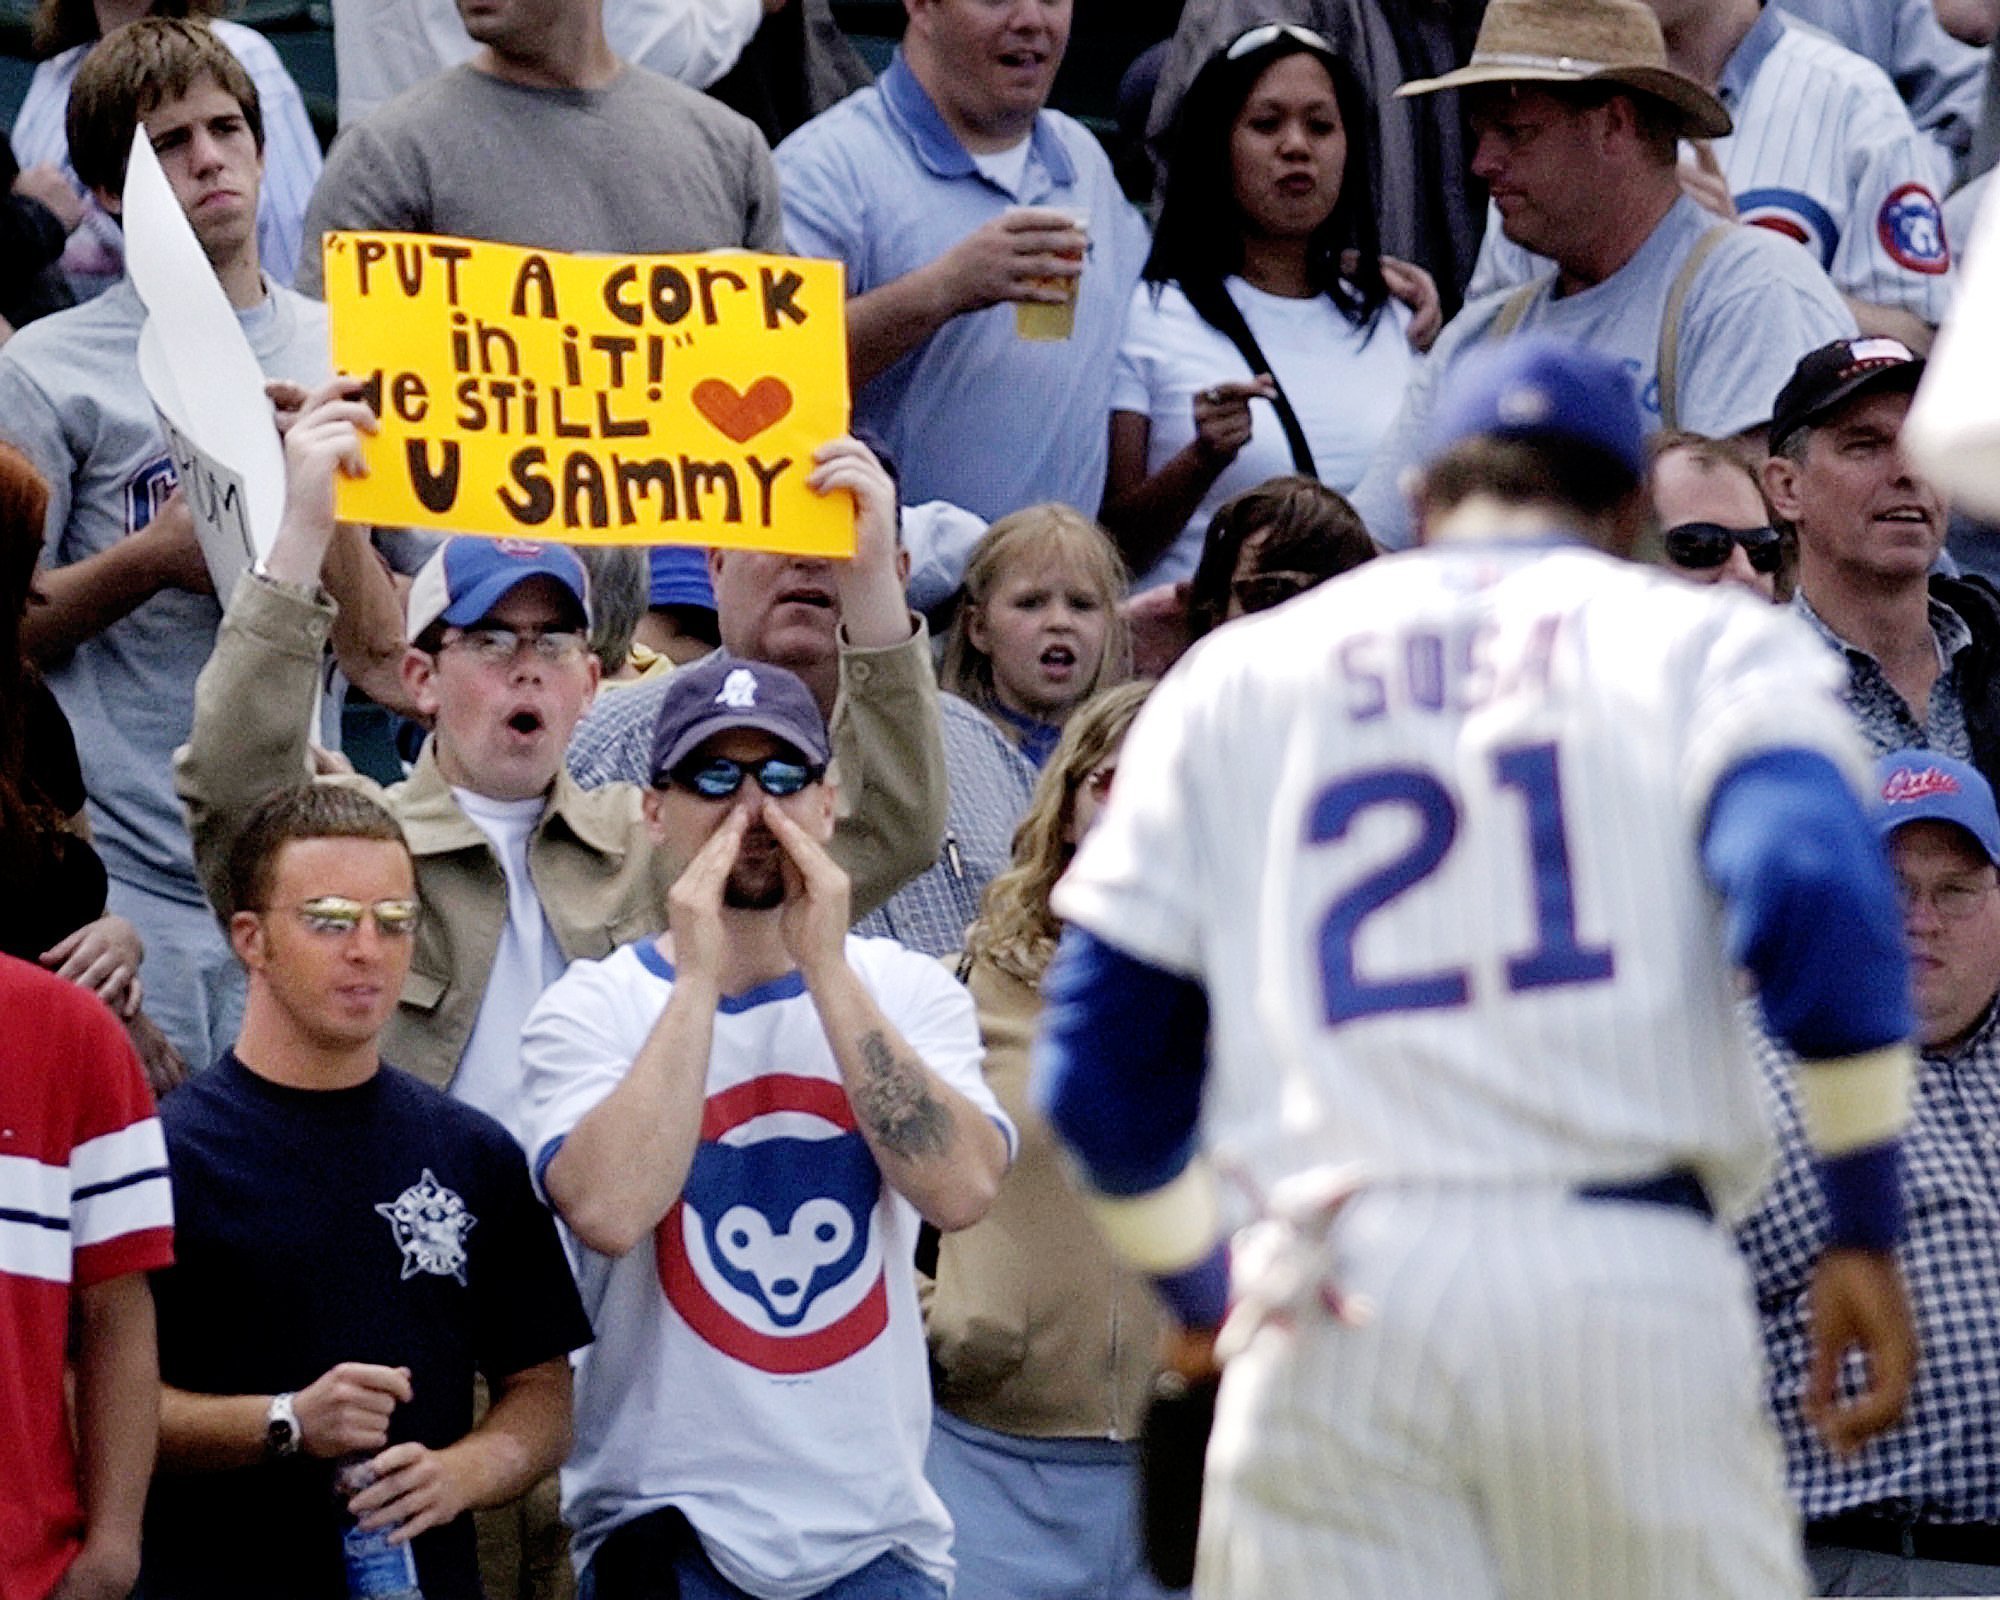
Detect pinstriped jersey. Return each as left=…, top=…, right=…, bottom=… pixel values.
left=1053, top=540, right=1874, bottom=1214
left=1467, top=7, right=1953, bottom=323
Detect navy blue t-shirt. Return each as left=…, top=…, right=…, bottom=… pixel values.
left=143, top=1053, right=593, bottom=1600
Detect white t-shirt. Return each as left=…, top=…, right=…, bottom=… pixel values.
left=969, top=139, right=1034, bottom=197
left=449, top=789, right=568, bottom=1127
left=1111, top=278, right=1416, bottom=590
left=521, top=937, right=1015, bottom=1597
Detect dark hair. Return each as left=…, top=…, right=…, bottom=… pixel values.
left=33, top=0, right=223, bottom=57
left=1187, top=476, right=1373, bottom=638
left=225, top=784, right=410, bottom=919
left=66, top=17, right=263, bottom=200
left=1147, top=32, right=1387, bottom=331
left=1423, top=436, right=1641, bottom=524
left=0, top=446, right=60, bottom=878
left=575, top=547, right=648, bottom=676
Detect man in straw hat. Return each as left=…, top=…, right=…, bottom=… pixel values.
left=1464, top=0, right=1952, bottom=353
left=1349, top=0, right=1855, bottom=552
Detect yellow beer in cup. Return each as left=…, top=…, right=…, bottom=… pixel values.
left=1013, top=207, right=1089, bottom=342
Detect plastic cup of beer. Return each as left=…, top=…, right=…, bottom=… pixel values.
left=1013, top=207, right=1088, bottom=342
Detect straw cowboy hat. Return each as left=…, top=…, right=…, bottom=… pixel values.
left=1398, top=0, right=1732, bottom=141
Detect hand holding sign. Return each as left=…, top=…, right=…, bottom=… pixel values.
left=263, top=379, right=379, bottom=588
left=324, top=233, right=852, bottom=556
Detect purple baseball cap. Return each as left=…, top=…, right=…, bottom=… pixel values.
left=407, top=537, right=592, bottom=641
left=648, top=653, right=831, bottom=786
left=1876, top=750, right=2000, bottom=863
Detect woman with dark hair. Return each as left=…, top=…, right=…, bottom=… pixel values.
left=10, top=0, right=321, bottom=299
left=1102, top=22, right=1423, bottom=588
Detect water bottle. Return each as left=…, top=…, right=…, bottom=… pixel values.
left=335, top=1458, right=425, bottom=1600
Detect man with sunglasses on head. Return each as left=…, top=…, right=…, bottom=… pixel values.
left=1650, top=431, right=1784, bottom=600
left=1738, top=750, right=2000, bottom=1595
left=518, top=653, right=1011, bottom=1600
left=1764, top=337, right=2000, bottom=797
left=142, top=783, right=591, bottom=1600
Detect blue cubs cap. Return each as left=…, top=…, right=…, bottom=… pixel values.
left=649, top=653, right=831, bottom=786
left=407, top=537, right=592, bottom=641
left=1876, top=750, right=2000, bottom=864
left=1423, top=337, right=1646, bottom=486
left=649, top=546, right=717, bottom=614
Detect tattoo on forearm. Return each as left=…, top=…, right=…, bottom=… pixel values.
left=854, top=1031, right=955, bottom=1161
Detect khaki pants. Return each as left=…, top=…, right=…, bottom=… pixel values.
left=471, top=1373, right=574, bottom=1600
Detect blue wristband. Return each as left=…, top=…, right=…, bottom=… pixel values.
left=1152, top=1242, right=1229, bottom=1332
left=1817, top=1141, right=1906, bottom=1252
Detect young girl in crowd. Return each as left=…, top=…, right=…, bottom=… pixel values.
left=925, top=681, right=1174, bottom=1600
left=941, top=505, right=1132, bottom=769
left=1102, top=22, right=1421, bottom=588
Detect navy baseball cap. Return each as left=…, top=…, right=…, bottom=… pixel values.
left=407, top=537, right=592, bottom=641
left=648, top=653, right=831, bottom=786
left=1769, top=338, right=1924, bottom=456
left=649, top=546, right=717, bottom=614
left=1876, top=750, right=2000, bottom=863
left=1424, top=337, right=1646, bottom=486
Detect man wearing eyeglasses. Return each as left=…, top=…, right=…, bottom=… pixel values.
left=142, top=782, right=592, bottom=1600
left=1649, top=431, right=1784, bottom=600
left=1738, top=749, right=2000, bottom=1595
left=1764, top=337, right=2000, bottom=801
left=518, top=652, right=1011, bottom=1600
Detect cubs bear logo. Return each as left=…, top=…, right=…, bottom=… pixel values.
left=657, top=1074, right=887, bottom=1373
left=1877, top=184, right=1949, bottom=276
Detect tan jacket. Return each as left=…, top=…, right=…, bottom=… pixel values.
left=175, top=574, right=946, bottom=1091
left=927, top=954, right=1165, bottom=1441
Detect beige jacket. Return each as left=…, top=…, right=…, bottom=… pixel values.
left=175, top=573, right=946, bottom=1091
left=927, top=954, right=1165, bottom=1441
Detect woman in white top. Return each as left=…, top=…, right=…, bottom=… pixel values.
left=12, top=0, right=322, bottom=298
left=1102, top=23, right=1421, bottom=590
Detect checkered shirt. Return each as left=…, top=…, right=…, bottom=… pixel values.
left=1736, top=1004, right=2000, bottom=1523
left=567, top=670, right=681, bottom=790
left=854, top=696, right=1036, bottom=960
left=1793, top=590, right=1974, bottom=760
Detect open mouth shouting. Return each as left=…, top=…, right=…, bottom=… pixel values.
left=504, top=706, right=546, bottom=741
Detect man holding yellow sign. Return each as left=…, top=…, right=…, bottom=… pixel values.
left=323, top=233, right=855, bottom=558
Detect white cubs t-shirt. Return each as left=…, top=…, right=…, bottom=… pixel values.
left=521, top=937, right=1013, bottom=1598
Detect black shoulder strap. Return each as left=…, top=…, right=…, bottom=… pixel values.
left=1182, top=279, right=1319, bottom=479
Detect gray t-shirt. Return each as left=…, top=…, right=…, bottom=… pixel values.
left=1350, top=196, right=1858, bottom=551
left=0, top=279, right=329, bottom=905
left=296, top=62, right=784, bottom=295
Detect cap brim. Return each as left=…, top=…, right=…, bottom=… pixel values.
left=1399, top=62, right=1732, bottom=141
left=652, top=711, right=829, bottom=785
left=439, top=567, right=590, bottom=630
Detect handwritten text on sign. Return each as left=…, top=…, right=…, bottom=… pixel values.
left=324, top=233, right=852, bottom=556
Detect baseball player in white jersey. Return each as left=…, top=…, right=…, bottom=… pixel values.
left=1467, top=0, right=1954, bottom=339
left=1034, top=339, right=1920, bottom=1600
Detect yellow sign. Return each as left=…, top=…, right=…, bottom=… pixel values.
left=323, top=233, right=853, bottom=556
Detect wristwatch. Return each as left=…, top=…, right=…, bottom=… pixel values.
left=265, top=1392, right=301, bottom=1458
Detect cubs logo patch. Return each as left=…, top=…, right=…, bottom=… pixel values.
left=1877, top=184, right=1949, bottom=275
left=376, top=1169, right=476, bottom=1284
left=658, top=1074, right=887, bottom=1374
left=1736, top=188, right=1838, bottom=271
left=495, top=538, right=547, bottom=558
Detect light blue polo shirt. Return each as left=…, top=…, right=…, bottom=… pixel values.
left=1349, top=195, right=1856, bottom=551
left=776, top=55, right=1150, bottom=522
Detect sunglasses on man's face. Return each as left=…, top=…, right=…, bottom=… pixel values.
left=667, top=755, right=823, bottom=800
left=1661, top=522, right=1783, bottom=576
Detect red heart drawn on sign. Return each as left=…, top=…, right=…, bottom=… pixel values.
left=692, top=377, right=794, bottom=443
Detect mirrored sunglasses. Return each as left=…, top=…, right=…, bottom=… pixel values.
left=289, top=897, right=423, bottom=937
left=669, top=755, right=822, bottom=800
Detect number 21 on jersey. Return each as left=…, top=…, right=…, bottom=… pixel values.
left=1309, top=741, right=1615, bottom=1025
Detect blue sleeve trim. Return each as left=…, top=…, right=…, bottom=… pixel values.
left=532, top=1135, right=567, bottom=1205
left=1152, top=1243, right=1230, bottom=1332
left=1700, top=749, right=1913, bottom=1058
left=1817, top=1141, right=1907, bottom=1251
left=1031, top=927, right=1210, bottom=1198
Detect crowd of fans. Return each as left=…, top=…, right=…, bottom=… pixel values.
left=6, top=0, right=2000, bottom=1596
